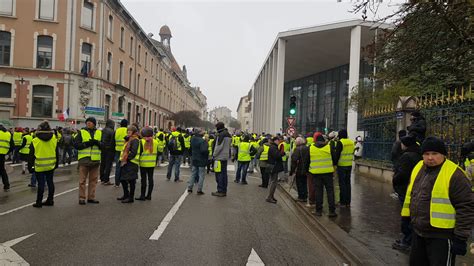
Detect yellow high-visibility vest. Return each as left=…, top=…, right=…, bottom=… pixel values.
left=337, top=138, right=355, bottom=167
left=169, top=131, right=182, bottom=151
left=78, top=129, right=102, bottom=161
left=19, top=135, right=33, bottom=155
left=120, top=139, right=141, bottom=165
left=139, top=139, right=158, bottom=168
left=184, top=136, right=191, bottom=149
left=214, top=160, right=222, bottom=173
left=402, top=160, right=468, bottom=229
left=115, top=127, right=128, bottom=152
left=32, top=137, right=57, bottom=172
left=306, top=137, right=314, bottom=147
left=155, top=131, right=165, bottom=153
left=238, top=142, right=251, bottom=162
left=250, top=141, right=259, bottom=158
left=0, top=131, right=11, bottom=155
left=309, top=144, right=334, bottom=174
left=259, top=145, right=269, bottom=161
left=208, top=139, right=214, bottom=156
left=13, top=132, right=22, bottom=146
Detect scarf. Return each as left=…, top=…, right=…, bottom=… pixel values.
left=121, top=133, right=139, bottom=163
left=143, top=137, right=154, bottom=153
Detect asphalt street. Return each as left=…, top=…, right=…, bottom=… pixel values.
left=0, top=163, right=345, bottom=265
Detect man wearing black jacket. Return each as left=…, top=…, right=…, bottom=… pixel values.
left=99, top=119, right=115, bottom=185
left=0, top=123, right=13, bottom=192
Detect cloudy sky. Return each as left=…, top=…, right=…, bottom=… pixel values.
left=121, top=0, right=403, bottom=117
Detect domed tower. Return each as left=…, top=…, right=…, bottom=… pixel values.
left=159, top=25, right=172, bottom=49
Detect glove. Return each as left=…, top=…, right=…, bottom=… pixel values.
left=86, top=140, right=95, bottom=147
left=451, top=237, right=467, bottom=256
left=93, top=139, right=100, bottom=146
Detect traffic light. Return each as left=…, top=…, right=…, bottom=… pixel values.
left=289, top=96, right=297, bottom=115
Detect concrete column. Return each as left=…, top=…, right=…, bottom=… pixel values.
left=347, top=26, right=363, bottom=139
left=262, top=66, right=268, bottom=132
left=271, top=49, right=278, bottom=133
left=274, top=38, right=286, bottom=134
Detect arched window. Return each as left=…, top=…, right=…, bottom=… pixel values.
left=37, top=35, right=53, bottom=69
left=32, top=85, right=53, bottom=117
left=107, top=15, right=113, bottom=39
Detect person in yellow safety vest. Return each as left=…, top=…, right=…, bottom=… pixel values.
left=279, top=136, right=291, bottom=176
left=166, top=127, right=185, bottom=182
left=255, top=138, right=270, bottom=188
left=401, top=137, right=473, bottom=264
left=234, top=135, right=256, bottom=184
left=306, top=133, right=314, bottom=147
left=248, top=137, right=260, bottom=174
left=155, top=128, right=165, bottom=166
left=12, top=128, right=23, bottom=164
left=0, top=123, right=13, bottom=192
left=19, top=128, right=32, bottom=175
left=74, top=117, right=103, bottom=205
left=183, top=130, right=192, bottom=166
left=28, top=121, right=59, bottom=208
left=207, top=135, right=215, bottom=174
left=117, top=125, right=141, bottom=203
left=308, top=134, right=337, bottom=217
left=334, top=129, right=354, bottom=208
left=113, top=119, right=129, bottom=187
left=460, top=141, right=473, bottom=183
left=136, top=127, right=157, bottom=201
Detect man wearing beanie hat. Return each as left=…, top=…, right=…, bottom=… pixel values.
left=402, top=137, right=473, bottom=264
left=74, top=117, right=103, bottom=205
left=334, top=129, right=354, bottom=208
left=99, top=119, right=115, bottom=185
left=391, top=135, right=421, bottom=251
left=0, top=122, right=13, bottom=192
left=212, top=122, right=231, bottom=197
left=113, top=119, right=129, bottom=187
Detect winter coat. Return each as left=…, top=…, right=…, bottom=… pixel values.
left=101, top=119, right=115, bottom=152
left=392, top=145, right=422, bottom=196
left=27, top=130, right=59, bottom=173
left=74, top=127, right=103, bottom=165
left=213, top=128, right=231, bottom=161
left=267, top=142, right=284, bottom=174
left=290, top=144, right=310, bottom=176
left=391, top=140, right=403, bottom=168
left=407, top=117, right=426, bottom=143
left=256, top=142, right=270, bottom=168
left=190, top=134, right=208, bottom=167
left=0, top=125, right=14, bottom=154
left=120, top=138, right=140, bottom=181
left=409, top=161, right=474, bottom=241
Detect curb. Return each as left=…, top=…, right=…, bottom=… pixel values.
left=277, top=184, right=385, bottom=266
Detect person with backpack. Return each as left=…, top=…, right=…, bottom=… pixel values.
left=166, top=127, right=185, bottom=182
left=60, top=128, right=74, bottom=166
left=187, top=129, right=208, bottom=194
left=136, top=127, right=157, bottom=200
left=234, top=134, right=256, bottom=185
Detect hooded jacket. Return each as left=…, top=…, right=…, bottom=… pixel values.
left=28, top=130, right=59, bottom=172
left=101, top=119, right=115, bottom=151
left=267, top=142, right=284, bottom=174
left=392, top=144, right=421, bottom=195
left=213, top=127, right=231, bottom=161
left=290, top=144, right=310, bottom=176
left=190, top=133, right=208, bottom=167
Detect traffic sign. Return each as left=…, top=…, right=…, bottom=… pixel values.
left=287, top=117, right=296, bottom=127
left=84, top=106, right=105, bottom=121
left=286, top=126, right=296, bottom=136
left=112, top=112, right=124, bottom=122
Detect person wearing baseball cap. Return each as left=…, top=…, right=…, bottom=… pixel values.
left=402, top=137, right=473, bottom=264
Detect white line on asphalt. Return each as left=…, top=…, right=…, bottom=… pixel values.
left=0, top=233, right=35, bottom=265
left=10, top=161, right=79, bottom=168
left=149, top=189, right=189, bottom=241
left=246, top=248, right=265, bottom=265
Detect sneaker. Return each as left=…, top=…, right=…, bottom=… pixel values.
left=174, top=179, right=183, bottom=182
left=79, top=200, right=86, bottom=205
left=145, top=196, right=152, bottom=200
left=187, top=189, right=193, bottom=193
left=266, top=198, right=277, bottom=204
left=87, top=199, right=99, bottom=204
left=3, top=188, right=9, bottom=192
left=42, top=201, right=54, bottom=206
left=234, top=180, right=240, bottom=183
left=117, top=196, right=126, bottom=201
left=392, top=241, right=411, bottom=252
left=103, top=181, right=113, bottom=186
left=32, top=203, right=42, bottom=208
left=197, top=191, right=204, bottom=195
left=121, top=198, right=134, bottom=203
left=328, top=212, right=338, bottom=218
left=211, top=192, right=226, bottom=197
left=28, top=184, right=36, bottom=188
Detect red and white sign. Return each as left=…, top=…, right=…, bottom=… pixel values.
left=286, top=127, right=296, bottom=136
left=287, top=117, right=296, bottom=127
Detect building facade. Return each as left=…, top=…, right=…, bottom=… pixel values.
left=251, top=20, right=392, bottom=139
left=0, top=0, right=206, bottom=129
left=209, top=106, right=232, bottom=126
left=236, top=90, right=252, bottom=132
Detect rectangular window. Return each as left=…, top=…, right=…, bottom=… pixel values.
left=106, top=52, right=112, bottom=81
left=37, top=35, right=53, bottom=69
left=81, top=43, right=92, bottom=75
left=32, top=85, right=53, bottom=117
left=120, top=27, right=124, bottom=48
left=0, top=31, right=11, bottom=66
left=0, top=0, right=13, bottom=16
left=39, top=0, right=55, bottom=20
left=107, top=15, right=113, bottom=39
left=138, top=45, right=141, bottom=64
left=127, top=102, right=131, bottom=121
left=145, top=52, right=148, bottom=70
left=128, top=68, right=133, bottom=89
left=0, top=82, right=11, bottom=98
left=129, top=36, right=133, bottom=56
left=119, top=61, right=124, bottom=85
left=81, top=1, right=93, bottom=29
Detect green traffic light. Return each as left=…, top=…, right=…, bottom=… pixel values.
left=289, top=109, right=296, bottom=115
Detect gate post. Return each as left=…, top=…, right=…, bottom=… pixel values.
left=395, top=96, right=417, bottom=140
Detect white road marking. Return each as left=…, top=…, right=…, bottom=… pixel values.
left=149, top=189, right=189, bottom=241
left=10, top=161, right=79, bottom=168
left=0, top=233, right=35, bottom=265
left=246, top=248, right=264, bottom=266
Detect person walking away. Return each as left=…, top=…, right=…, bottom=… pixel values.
left=266, top=137, right=284, bottom=203
left=256, top=138, right=270, bottom=188
left=211, top=122, right=231, bottom=197
left=406, top=111, right=426, bottom=144
left=74, top=117, right=102, bottom=205
left=309, top=134, right=337, bottom=217
left=166, top=127, right=185, bottom=182
left=182, top=131, right=191, bottom=166
left=99, top=119, right=115, bottom=185
left=155, top=129, right=165, bottom=167
left=28, top=121, right=59, bottom=208
left=247, top=136, right=259, bottom=174
left=207, top=135, right=215, bottom=174
left=402, top=137, right=473, bottom=265
left=113, top=119, right=129, bottom=187
left=391, top=135, right=421, bottom=251
left=117, top=126, right=141, bottom=203
left=277, top=136, right=290, bottom=181
left=137, top=127, right=157, bottom=200
left=0, top=123, right=13, bottom=192
left=187, top=129, right=208, bottom=194
left=289, top=137, right=309, bottom=202
left=19, top=128, right=32, bottom=175
left=60, top=128, right=74, bottom=166
left=334, top=129, right=354, bottom=208
left=234, top=135, right=255, bottom=185
left=12, top=127, right=23, bottom=164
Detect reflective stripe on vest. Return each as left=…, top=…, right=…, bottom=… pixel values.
left=19, top=135, right=33, bottom=154
left=139, top=139, right=158, bottom=167
left=208, top=139, right=214, bottom=156
left=238, top=142, right=251, bottom=162
left=0, top=131, right=11, bottom=155
left=401, top=160, right=467, bottom=229
left=115, top=127, right=128, bottom=152
left=78, top=129, right=102, bottom=161
left=13, top=132, right=22, bottom=146
left=260, top=145, right=269, bottom=161
left=120, top=139, right=141, bottom=165
left=338, top=138, right=355, bottom=167
left=309, top=144, right=334, bottom=174
left=155, top=132, right=165, bottom=152
left=184, top=136, right=191, bottom=149
left=32, top=137, right=57, bottom=172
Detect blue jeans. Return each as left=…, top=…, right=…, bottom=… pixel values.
left=235, top=161, right=249, bottom=182
left=30, top=172, right=37, bottom=186
left=215, top=160, right=228, bottom=193
left=114, top=152, right=122, bottom=186
left=36, top=170, right=54, bottom=204
left=188, top=165, right=205, bottom=192
left=337, top=166, right=352, bottom=205
left=167, top=155, right=182, bottom=181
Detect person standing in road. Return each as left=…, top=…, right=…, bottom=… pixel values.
left=60, top=128, right=74, bottom=166
left=155, top=128, right=165, bottom=167
left=166, top=127, right=185, bottom=182
left=113, top=119, right=129, bottom=187
left=28, top=121, right=59, bottom=208
left=117, top=125, right=141, bottom=203
left=289, top=137, right=309, bottom=202
left=234, top=135, right=255, bottom=185
left=334, top=129, right=354, bottom=208
left=206, top=134, right=215, bottom=174
left=74, top=117, right=103, bottom=205
left=402, top=137, right=473, bottom=265
left=136, top=127, right=157, bottom=201
left=247, top=136, right=259, bottom=174
left=266, top=137, right=284, bottom=203
left=211, top=122, right=231, bottom=197
left=12, top=127, right=23, bottom=164
left=99, top=119, right=115, bottom=185
left=0, top=123, right=13, bottom=192
left=182, top=130, right=191, bottom=166
left=256, top=138, right=270, bottom=188
left=19, top=128, right=32, bottom=175
left=187, top=129, right=208, bottom=194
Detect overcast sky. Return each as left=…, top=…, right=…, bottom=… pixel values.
left=121, top=0, right=403, bottom=117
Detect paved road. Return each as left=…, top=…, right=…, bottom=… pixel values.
left=0, top=163, right=344, bottom=265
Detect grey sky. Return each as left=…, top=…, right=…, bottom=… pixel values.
left=121, top=0, right=402, bottom=117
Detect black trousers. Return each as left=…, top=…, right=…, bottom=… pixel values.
left=260, top=166, right=269, bottom=188
left=121, top=179, right=136, bottom=199
left=139, top=167, right=154, bottom=198
left=410, top=233, right=455, bottom=266
left=313, top=173, right=336, bottom=212
left=99, top=150, right=115, bottom=182
left=295, top=173, right=308, bottom=200
left=0, top=154, right=9, bottom=189
left=36, top=170, right=54, bottom=204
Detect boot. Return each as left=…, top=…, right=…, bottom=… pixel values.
left=121, top=197, right=134, bottom=203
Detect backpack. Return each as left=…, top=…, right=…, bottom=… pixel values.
left=168, top=135, right=179, bottom=152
